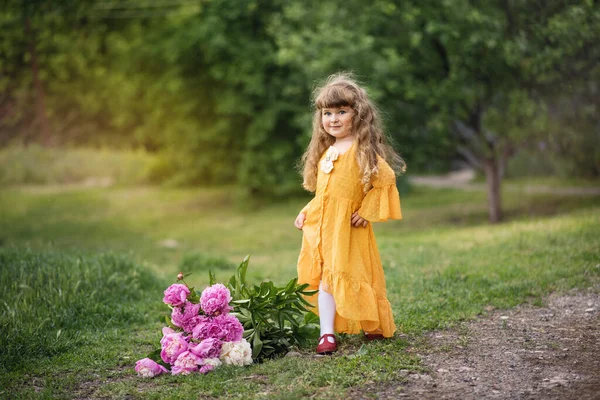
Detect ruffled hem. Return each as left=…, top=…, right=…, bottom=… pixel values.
left=357, top=184, right=402, bottom=223
left=303, top=268, right=397, bottom=337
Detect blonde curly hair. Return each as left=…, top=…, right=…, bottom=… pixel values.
left=299, top=72, right=406, bottom=193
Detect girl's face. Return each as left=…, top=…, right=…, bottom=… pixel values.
left=322, top=106, right=354, bottom=140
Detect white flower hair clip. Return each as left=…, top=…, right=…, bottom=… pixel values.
left=320, top=146, right=339, bottom=174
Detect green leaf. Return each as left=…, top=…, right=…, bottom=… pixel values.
left=228, top=275, right=237, bottom=292
left=299, top=287, right=318, bottom=297
left=258, top=282, right=271, bottom=298
left=294, top=303, right=313, bottom=313
left=164, top=315, right=177, bottom=329
left=208, top=269, right=216, bottom=286
left=283, top=277, right=297, bottom=293
left=297, top=323, right=319, bottom=337
left=146, top=348, right=171, bottom=369
left=146, top=348, right=162, bottom=362
left=187, top=288, right=200, bottom=303
left=297, top=296, right=315, bottom=308
left=223, top=255, right=324, bottom=360
left=252, top=332, right=263, bottom=359
left=232, top=311, right=250, bottom=323
left=239, top=255, right=250, bottom=284
left=304, top=312, right=319, bottom=324
left=296, top=283, right=311, bottom=291
left=277, top=312, right=285, bottom=330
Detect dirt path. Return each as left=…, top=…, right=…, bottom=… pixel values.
left=352, top=287, right=600, bottom=399
left=69, top=289, right=599, bottom=399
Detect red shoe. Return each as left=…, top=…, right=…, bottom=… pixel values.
left=316, top=334, right=337, bottom=354
left=364, top=332, right=385, bottom=341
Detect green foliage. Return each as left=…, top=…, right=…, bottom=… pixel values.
left=210, top=256, right=319, bottom=360
left=0, top=248, right=165, bottom=373
left=0, top=144, right=158, bottom=185
left=2, top=0, right=598, bottom=202
left=179, top=252, right=235, bottom=273
left=506, top=146, right=600, bottom=179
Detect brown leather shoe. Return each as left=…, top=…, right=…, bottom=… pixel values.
left=316, top=334, right=337, bottom=354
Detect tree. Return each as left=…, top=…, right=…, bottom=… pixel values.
left=0, top=0, right=100, bottom=146
left=376, top=0, right=600, bottom=222
left=136, top=0, right=312, bottom=196
left=1, top=0, right=597, bottom=210
left=268, top=0, right=599, bottom=221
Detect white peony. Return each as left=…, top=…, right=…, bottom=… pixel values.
left=201, top=357, right=222, bottom=367
left=219, top=339, right=253, bottom=366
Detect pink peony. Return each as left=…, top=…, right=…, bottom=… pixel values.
left=163, top=284, right=190, bottom=307
left=192, top=319, right=226, bottom=341
left=199, top=364, right=216, bottom=374
left=190, top=338, right=222, bottom=359
left=160, top=331, right=189, bottom=364
left=171, top=351, right=201, bottom=375
left=213, top=314, right=244, bottom=342
left=200, top=283, right=232, bottom=316
left=171, top=301, right=204, bottom=333
left=162, top=326, right=175, bottom=336
left=135, top=358, right=168, bottom=377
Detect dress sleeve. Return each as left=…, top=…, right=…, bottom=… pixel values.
left=357, top=157, right=402, bottom=222
left=300, top=198, right=314, bottom=215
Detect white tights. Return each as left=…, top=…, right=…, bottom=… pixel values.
left=318, top=281, right=337, bottom=344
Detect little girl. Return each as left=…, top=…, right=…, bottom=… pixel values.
left=294, top=73, right=405, bottom=354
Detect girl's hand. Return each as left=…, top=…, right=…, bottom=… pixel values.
left=351, top=212, right=368, bottom=228
left=294, top=213, right=306, bottom=230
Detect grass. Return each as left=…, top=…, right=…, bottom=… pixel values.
left=1, top=182, right=598, bottom=282
left=0, top=248, right=166, bottom=397
left=0, top=249, right=165, bottom=366
left=382, top=210, right=600, bottom=332
left=0, top=181, right=598, bottom=398
left=0, top=144, right=158, bottom=186
left=502, top=176, right=600, bottom=188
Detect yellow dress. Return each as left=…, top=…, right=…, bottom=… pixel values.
left=297, top=141, right=402, bottom=337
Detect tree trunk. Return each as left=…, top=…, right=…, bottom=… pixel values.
left=25, top=16, right=52, bottom=146
left=483, top=158, right=503, bottom=223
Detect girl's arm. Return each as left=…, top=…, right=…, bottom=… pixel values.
left=300, top=198, right=314, bottom=215
left=356, top=157, right=402, bottom=223
left=295, top=198, right=314, bottom=230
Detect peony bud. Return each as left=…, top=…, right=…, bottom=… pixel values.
left=177, top=272, right=184, bottom=281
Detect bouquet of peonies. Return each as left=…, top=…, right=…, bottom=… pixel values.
left=135, top=275, right=252, bottom=377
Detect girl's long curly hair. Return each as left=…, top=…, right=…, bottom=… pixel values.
left=299, top=72, right=406, bottom=193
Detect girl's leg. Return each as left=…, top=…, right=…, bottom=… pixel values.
left=318, top=281, right=336, bottom=344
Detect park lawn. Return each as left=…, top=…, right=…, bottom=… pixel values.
left=1, top=181, right=598, bottom=283
left=0, top=184, right=598, bottom=398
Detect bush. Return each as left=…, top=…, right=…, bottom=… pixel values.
left=506, top=147, right=600, bottom=179
left=506, top=149, right=561, bottom=178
